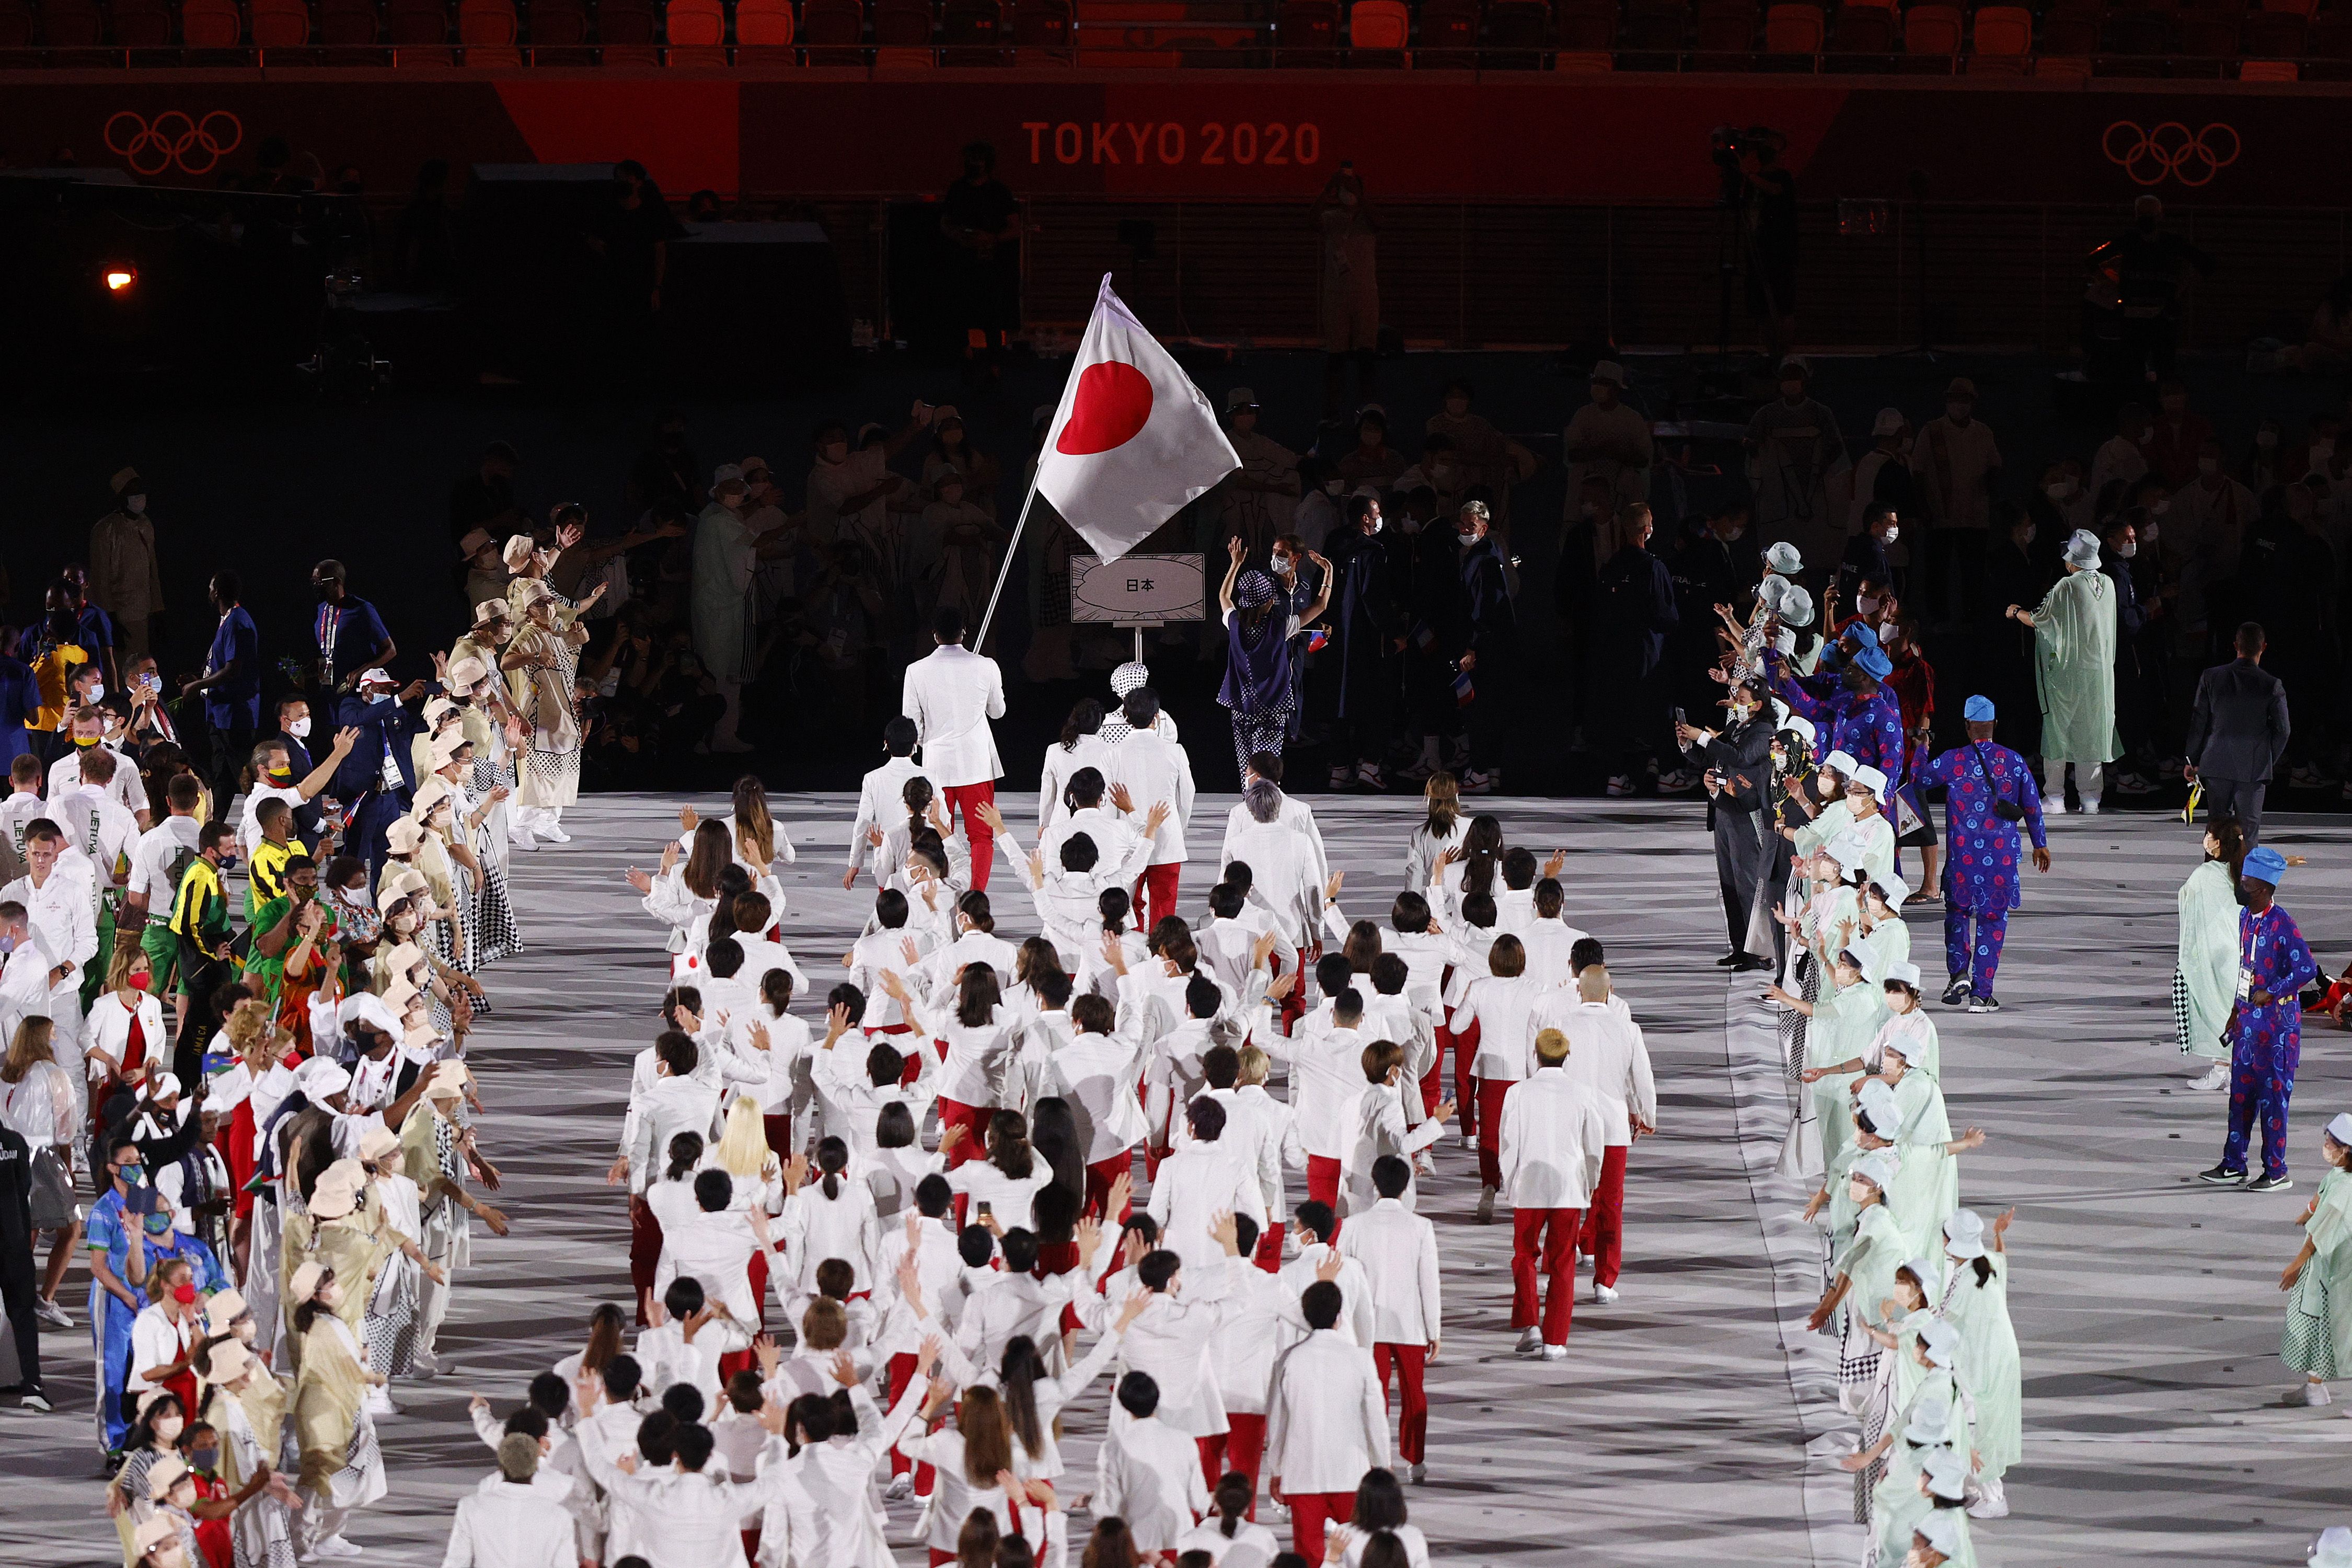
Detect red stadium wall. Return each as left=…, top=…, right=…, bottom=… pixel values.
left=2, top=72, right=2325, bottom=203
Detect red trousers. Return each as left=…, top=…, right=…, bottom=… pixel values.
left=888, top=1351, right=936, bottom=1490
left=1434, top=1017, right=1480, bottom=1133
left=1286, top=1490, right=1355, bottom=1563
left=943, top=781, right=997, bottom=890
left=762, top=1113, right=793, bottom=1161
left=1133, top=861, right=1181, bottom=934
left=1252, top=1220, right=1284, bottom=1273
left=1582, top=1144, right=1628, bottom=1287
left=1084, top=1151, right=1135, bottom=1220
left=1304, top=1155, right=1342, bottom=1240
left=1475, top=1077, right=1514, bottom=1189
left=1216, top=1412, right=1266, bottom=1510
left=1372, top=1341, right=1429, bottom=1464
left=1512, top=1205, right=1581, bottom=1346
left=628, top=1197, right=663, bottom=1324
left=937, top=1096, right=991, bottom=1169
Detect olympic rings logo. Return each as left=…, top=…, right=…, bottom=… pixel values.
left=2102, top=120, right=2240, bottom=188
left=103, top=109, right=244, bottom=177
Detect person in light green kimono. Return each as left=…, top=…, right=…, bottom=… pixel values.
left=1771, top=948, right=1877, bottom=1174
left=1855, top=877, right=1913, bottom=989
left=2175, top=820, right=2247, bottom=1091
left=1842, top=1316, right=1975, bottom=1563
left=2005, top=528, right=2120, bottom=814
left=2280, top=1114, right=2352, bottom=1407
left=1940, top=1207, right=2020, bottom=1519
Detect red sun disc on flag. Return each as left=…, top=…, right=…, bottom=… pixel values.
left=1055, top=361, right=1156, bottom=455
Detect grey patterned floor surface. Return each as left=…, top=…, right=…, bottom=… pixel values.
left=6, top=793, right=2350, bottom=1567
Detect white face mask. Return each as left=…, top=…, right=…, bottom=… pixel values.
left=126, top=495, right=147, bottom=514
left=1847, top=1180, right=1872, bottom=1204
left=1323, top=479, right=1342, bottom=495
left=86, top=684, right=105, bottom=704
left=1857, top=595, right=1880, bottom=617
left=287, top=717, right=312, bottom=739
left=2047, top=479, right=2078, bottom=500
left=1270, top=554, right=1294, bottom=577
left=2150, top=498, right=2170, bottom=516
left=2140, top=523, right=2159, bottom=545
left=1880, top=526, right=1899, bottom=546
left=2115, top=541, right=2138, bottom=559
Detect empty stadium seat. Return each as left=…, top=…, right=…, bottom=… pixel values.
left=181, top=0, right=245, bottom=43
left=1903, top=1, right=1961, bottom=53
left=387, top=0, right=453, bottom=59
left=663, top=0, right=725, bottom=59
left=873, top=0, right=932, bottom=61
left=2099, top=7, right=2169, bottom=51
left=1485, top=0, right=1555, bottom=51
left=2263, top=0, right=2314, bottom=17
left=1828, top=0, right=1893, bottom=52
left=108, top=0, right=174, bottom=45
left=1412, top=0, right=1478, bottom=63
left=1620, top=0, right=1684, bottom=49
left=2241, top=7, right=2306, bottom=51
left=2033, top=49, right=2091, bottom=73
left=1551, top=0, right=1612, bottom=49
left=1276, top=0, right=1338, bottom=61
left=1966, top=3, right=2030, bottom=68
left=317, top=0, right=381, bottom=44
left=938, top=0, right=1001, bottom=60
left=459, top=0, right=522, bottom=58
left=0, top=0, right=33, bottom=42
left=1695, top=0, right=1758, bottom=52
left=251, top=0, right=313, bottom=43
left=732, top=0, right=792, bottom=47
left=1348, top=0, right=1406, bottom=46
left=2174, top=10, right=2238, bottom=55
left=595, top=0, right=661, bottom=61
left=40, top=0, right=105, bottom=42
left=2308, top=5, right=2352, bottom=54
left=528, top=0, right=594, bottom=58
left=1763, top=2, right=1824, bottom=53
left=2238, top=54, right=2298, bottom=73
left=2037, top=8, right=2096, bottom=50
left=1551, top=42, right=1610, bottom=63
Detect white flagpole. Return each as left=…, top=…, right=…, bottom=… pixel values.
left=974, top=468, right=1043, bottom=651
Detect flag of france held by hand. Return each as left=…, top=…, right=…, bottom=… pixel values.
left=1032, top=275, right=1240, bottom=564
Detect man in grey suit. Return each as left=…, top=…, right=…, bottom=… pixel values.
left=2184, top=621, right=2292, bottom=846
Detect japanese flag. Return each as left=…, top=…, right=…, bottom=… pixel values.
left=1033, top=275, right=1239, bottom=563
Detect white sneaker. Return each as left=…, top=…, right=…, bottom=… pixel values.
left=1538, top=1344, right=1568, bottom=1361
left=1460, top=768, right=1495, bottom=795
left=1462, top=1133, right=1479, bottom=1152
left=2078, top=798, right=2102, bottom=815
left=1513, top=1327, right=1543, bottom=1356
left=1475, top=1186, right=1497, bottom=1225
left=2045, top=799, right=2068, bottom=815
left=535, top=820, right=572, bottom=844
left=1593, top=1283, right=1619, bottom=1305
left=2189, top=1063, right=2230, bottom=1091
left=1606, top=775, right=1635, bottom=797
left=1409, top=1461, right=1427, bottom=1484
left=312, top=1536, right=364, bottom=1560
left=2288, top=1380, right=2333, bottom=1406
left=33, top=1297, right=72, bottom=1329
left=885, top=1473, right=914, bottom=1500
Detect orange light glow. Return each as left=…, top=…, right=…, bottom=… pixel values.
left=105, top=269, right=135, bottom=292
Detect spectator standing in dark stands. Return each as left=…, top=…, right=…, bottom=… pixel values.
left=1745, top=358, right=1844, bottom=589
left=1736, top=136, right=1800, bottom=365
left=592, top=160, right=685, bottom=376
left=2185, top=622, right=2292, bottom=847
left=2251, top=485, right=2338, bottom=791
left=1561, top=362, right=1654, bottom=521
left=2111, top=195, right=2215, bottom=384
left=627, top=412, right=706, bottom=518
left=2147, top=379, right=2214, bottom=490
left=1910, top=377, right=2001, bottom=627
left=88, top=467, right=164, bottom=669
left=1322, top=492, right=1403, bottom=791
left=941, top=142, right=1022, bottom=383
left=1440, top=501, right=1515, bottom=795
left=1311, top=163, right=1380, bottom=417
left=394, top=158, right=456, bottom=294
left=1336, top=408, right=1406, bottom=495
left=1595, top=503, right=1680, bottom=799
left=309, top=559, right=396, bottom=697
left=1847, top=409, right=1919, bottom=545
left=1839, top=502, right=1903, bottom=604
left=180, top=573, right=260, bottom=827
left=448, top=442, right=522, bottom=547
left=2098, top=515, right=2158, bottom=798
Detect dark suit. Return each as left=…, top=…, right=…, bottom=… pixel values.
left=331, top=693, right=424, bottom=880
left=2187, top=656, right=2291, bottom=845
left=1685, top=710, right=1775, bottom=956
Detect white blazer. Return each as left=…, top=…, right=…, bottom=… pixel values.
left=1496, top=1067, right=1610, bottom=1210
left=84, top=990, right=166, bottom=1080
left=1336, top=1196, right=1442, bottom=1345
left=901, top=644, right=1006, bottom=789
left=1107, top=731, right=1196, bottom=866
left=1264, top=1329, right=1390, bottom=1494
left=848, top=755, right=932, bottom=875
left=1038, top=733, right=1115, bottom=836
left=1525, top=997, right=1657, bottom=1147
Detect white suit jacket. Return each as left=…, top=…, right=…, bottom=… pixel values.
left=1337, top=1196, right=1442, bottom=1345
left=1264, top=1329, right=1389, bottom=1494
left=442, top=1476, right=578, bottom=1568
left=1107, top=731, right=1196, bottom=866
left=1496, top=1067, right=1610, bottom=1210
left=901, top=645, right=1006, bottom=789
